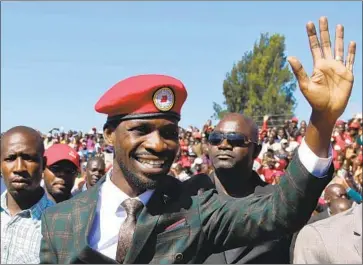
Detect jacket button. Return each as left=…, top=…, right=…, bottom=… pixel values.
left=175, top=253, right=183, bottom=262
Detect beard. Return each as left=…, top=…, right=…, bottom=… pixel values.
left=118, top=158, right=159, bottom=192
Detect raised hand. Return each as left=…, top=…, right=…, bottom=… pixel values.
left=288, top=17, right=356, bottom=125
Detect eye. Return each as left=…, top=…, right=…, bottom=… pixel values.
left=161, top=129, right=178, bottom=140
left=4, top=155, right=16, bottom=162
left=128, top=125, right=151, bottom=136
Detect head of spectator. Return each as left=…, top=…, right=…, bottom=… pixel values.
left=85, top=157, right=106, bottom=189
left=1, top=126, right=47, bottom=213
left=329, top=198, right=353, bottom=215
left=43, top=144, right=80, bottom=203
left=348, top=121, right=360, bottom=138
left=290, top=117, right=298, bottom=128
left=324, top=184, right=347, bottom=204
left=334, top=154, right=345, bottom=170
left=283, top=120, right=290, bottom=130
left=277, top=127, right=287, bottom=140
left=280, top=139, right=289, bottom=151
left=267, top=135, right=275, bottom=145
left=299, top=127, right=306, bottom=137
left=300, top=120, right=307, bottom=128
left=208, top=113, right=262, bottom=196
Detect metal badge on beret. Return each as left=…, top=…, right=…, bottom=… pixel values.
left=153, top=87, right=175, bottom=112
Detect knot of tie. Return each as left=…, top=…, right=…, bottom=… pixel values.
left=121, top=198, right=144, bottom=219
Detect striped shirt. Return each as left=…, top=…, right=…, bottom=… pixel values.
left=1, top=190, right=55, bottom=264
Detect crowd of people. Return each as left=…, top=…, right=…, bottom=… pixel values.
left=26, top=111, right=361, bottom=210
left=1, top=16, right=361, bottom=265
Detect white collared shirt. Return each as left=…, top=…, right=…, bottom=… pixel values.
left=88, top=170, right=154, bottom=259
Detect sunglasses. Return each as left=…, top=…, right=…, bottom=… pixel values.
left=48, top=165, right=78, bottom=176
left=208, top=131, right=257, bottom=147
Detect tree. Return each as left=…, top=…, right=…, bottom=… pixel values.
left=213, top=33, right=297, bottom=126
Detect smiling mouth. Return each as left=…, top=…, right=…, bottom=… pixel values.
left=135, top=158, right=166, bottom=168
left=216, top=154, right=233, bottom=160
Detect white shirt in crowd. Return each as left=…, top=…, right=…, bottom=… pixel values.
left=88, top=138, right=332, bottom=260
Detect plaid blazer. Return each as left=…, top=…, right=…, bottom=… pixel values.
left=39, top=154, right=333, bottom=264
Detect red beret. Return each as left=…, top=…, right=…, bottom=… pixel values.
left=45, top=144, right=80, bottom=169
left=95, top=74, right=188, bottom=122
left=291, top=117, right=298, bottom=123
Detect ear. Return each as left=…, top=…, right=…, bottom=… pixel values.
left=253, top=144, right=262, bottom=159
left=104, top=126, right=116, bottom=146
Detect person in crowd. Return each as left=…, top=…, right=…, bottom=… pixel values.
left=204, top=113, right=290, bottom=264
left=293, top=203, right=362, bottom=264
left=289, top=182, right=353, bottom=262
left=72, top=157, right=106, bottom=196
left=1, top=126, right=54, bottom=264
left=39, top=16, right=355, bottom=264
left=329, top=197, right=353, bottom=215
left=43, top=144, right=80, bottom=203
left=289, top=117, right=299, bottom=137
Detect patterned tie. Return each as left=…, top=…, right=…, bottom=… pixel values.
left=115, top=198, right=144, bottom=264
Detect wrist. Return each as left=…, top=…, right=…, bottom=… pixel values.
left=304, top=111, right=335, bottom=158
left=310, top=110, right=336, bottom=133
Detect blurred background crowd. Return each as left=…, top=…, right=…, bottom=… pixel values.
left=3, top=112, right=359, bottom=206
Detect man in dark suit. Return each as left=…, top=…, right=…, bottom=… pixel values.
left=203, top=113, right=290, bottom=264
left=40, top=17, right=356, bottom=264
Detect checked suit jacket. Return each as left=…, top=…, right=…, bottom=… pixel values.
left=39, top=154, right=333, bottom=264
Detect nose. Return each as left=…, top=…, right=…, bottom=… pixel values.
left=144, top=131, right=167, bottom=153
left=217, top=138, right=232, bottom=150
left=14, top=157, right=27, bottom=173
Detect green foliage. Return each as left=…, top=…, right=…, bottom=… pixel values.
left=213, top=33, right=297, bottom=124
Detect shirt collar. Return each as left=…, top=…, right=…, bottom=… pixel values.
left=102, top=168, right=154, bottom=215
left=1, top=189, right=55, bottom=220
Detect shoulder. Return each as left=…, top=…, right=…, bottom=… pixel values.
left=43, top=188, right=92, bottom=218
left=301, top=206, right=356, bottom=242
left=182, top=173, right=215, bottom=195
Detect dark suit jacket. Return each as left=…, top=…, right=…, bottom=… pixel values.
left=39, top=154, right=333, bottom=264
left=203, top=171, right=290, bottom=264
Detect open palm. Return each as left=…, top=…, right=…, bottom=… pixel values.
left=288, top=17, right=356, bottom=124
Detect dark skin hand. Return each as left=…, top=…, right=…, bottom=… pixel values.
left=288, top=17, right=356, bottom=158
left=1, top=126, right=46, bottom=216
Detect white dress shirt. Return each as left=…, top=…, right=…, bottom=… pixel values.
left=89, top=138, right=332, bottom=260
left=88, top=171, right=154, bottom=259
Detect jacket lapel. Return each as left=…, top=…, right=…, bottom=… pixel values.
left=125, top=176, right=183, bottom=264
left=123, top=189, right=163, bottom=263
left=74, top=177, right=118, bottom=264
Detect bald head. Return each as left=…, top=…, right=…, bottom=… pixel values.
left=1, top=126, right=46, bottom=197
left=330, top=198, right=352, bottom=215
left=324, top=184, right=347, bottom=203
left=1, top=126, right=44, bottom=155
left=216, top=113, right=259, bottom=143
left=209, top=113, right=261, bottom=176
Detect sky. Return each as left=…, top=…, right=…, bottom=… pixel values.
left=1, top=1, right=362, bottom=133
